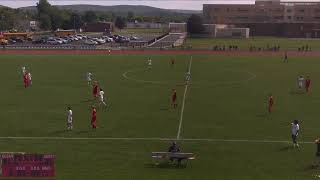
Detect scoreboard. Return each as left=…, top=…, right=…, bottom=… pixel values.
left=0, top=153, right=55, bottom=178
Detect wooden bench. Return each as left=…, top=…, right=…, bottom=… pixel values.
left=151, top=152, right=195, bottom=166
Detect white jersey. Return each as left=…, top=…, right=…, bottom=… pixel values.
left=291, top=123, right=299, bottom=135
left=87, top=72, right=92, bottom=82
left=67, top=110, right=73, bottom=123
left=99, top=90, right=104, bottom=100
left=148, top=59, right=152, bottom=66
left=186, top=72, right=191, bottom=81
left=298, top=77, right=304, bottom=87
left=298, top=77, right=304, bottom=83
left=22, top=66, right=26, bottom=75
left=28, top=72, right=32, bottom=81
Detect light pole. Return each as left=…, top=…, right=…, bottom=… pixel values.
left=73, top=15, right=76, bottom=30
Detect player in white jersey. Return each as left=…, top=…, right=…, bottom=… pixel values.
left=87, top=72, right=93, bottom=86
left=99, top=88, right=106, bottom=106
left=291, top=120, right=300, bottom=148
left=147, top=58, right=152, bottom=69
left=298, top=75, right=304, bottom=89
left=185, top=71, right=191, bottom=84
left=27, top=72, right=32, bottom=85
left=67, top=107, right=73, bottom=130
left=21, top=66, right=26, bottom=76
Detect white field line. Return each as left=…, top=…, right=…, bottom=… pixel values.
left=0, top=136, right=314, bottom=144
left=177, top=57, right=193, bottom=139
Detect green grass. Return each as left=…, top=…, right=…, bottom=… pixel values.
left=0, top=54, right=320, bottom=179
left=185, top=37, right=320, bottom=51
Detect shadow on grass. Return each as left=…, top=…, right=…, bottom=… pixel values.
left=160, top=106, right=170, bottom=111
left=279, top=145, right=294, bottom=151
left=49, top=130, right=69, bottom=135
left=256, top=113, right=268, bottom=118
left=289, top=90, right=305, bottom=95
left=144, top=162, right=187, bottom=169
left=75, top=130, right=91, bottom=134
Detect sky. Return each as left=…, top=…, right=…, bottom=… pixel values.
left=0, top=0, right=317, bottom=10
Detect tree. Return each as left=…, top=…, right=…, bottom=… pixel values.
left=83, top=11, right=98, bottom=23
left=127, top=11, right=134, bottom=22
left=39, top=14, right=52, bottom=30
left=115, top=16, right=126, bottom=30
left=37, top=0, right=53, bottom=30
left=0, top=9, right=15, bottom=31
left=187, top=14, right=204, bottom=34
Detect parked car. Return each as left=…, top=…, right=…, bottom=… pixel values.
left=79, top=34, right=87, bottom=39
left=84, top=40, right=98, bottom=45
left=47, top=39, right=59, bottom=45
left=11, top=37, right=24, bottom=43
left=32, top=39, right=45, bottom=44
left=56, top=38, right=68, bottom=44
left=92, top=38, right=106, bottom=44
left=130, top=36, right=139, bottom=40
left=75, top=35, right=83, bottom=40
left=69, top=36, right=79, bottom=41
left=102, top=36, right=113, bottom=42
left=8, top=39, right=16, bottom=44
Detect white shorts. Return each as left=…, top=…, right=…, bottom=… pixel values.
left=298, top=82, right=303, bottom=88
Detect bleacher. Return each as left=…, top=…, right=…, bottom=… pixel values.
left=148, top=33, right=184, bottom=48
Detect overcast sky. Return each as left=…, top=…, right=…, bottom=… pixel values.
left=0, top=0, right=317, bottom=10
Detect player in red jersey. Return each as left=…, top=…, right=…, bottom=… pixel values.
left=268, top=94, right=273, bottom=113
left=172, top=89, right=177, bottom=109
left=23, top=71, right=29, bottom=88
left=92, top=81, right=99, bottom=98
left=91, top=106, right=97, bottom=129
left=305, top=76, right=311, bottom=93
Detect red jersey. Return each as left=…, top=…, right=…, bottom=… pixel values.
left=93, top=85, right=98, bottom=96
left=306, top=79, right=311, bottom=87
left=269, top=96, right=273, bottom=106
left=23, top=73, right=28, bottom=81
left=92, top=108, right=97, bottom=118
left=172, top=91, right=177, bottom=101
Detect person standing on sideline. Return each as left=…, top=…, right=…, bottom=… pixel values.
left=171, top=58, right=175, bottom=67
left=313, top=138, right=320, bottom=168
left=67, top=107, right=73, bottom=131
left=91, top=106, right=97, bottom=129
left=268, top=94, right=273, bottom=113
left=291, top=120, right=300, bottom=148
left=284, top=51, right=288, bottom=63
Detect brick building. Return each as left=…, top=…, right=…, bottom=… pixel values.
left=203, top=0, right=320, bottom=37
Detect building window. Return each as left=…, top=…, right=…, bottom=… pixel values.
left=288, top=16, right=292, bottom=19
left=287, top=9, right=292, bottom=13
left=299, top=9, right=305, bottom=13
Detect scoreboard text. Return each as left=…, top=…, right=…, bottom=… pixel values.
left=0, top=153, right=55, bottom=178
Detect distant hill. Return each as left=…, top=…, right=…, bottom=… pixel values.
left=19, top=4, right=201, bottom=16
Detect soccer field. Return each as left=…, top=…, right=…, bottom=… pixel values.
left=1, top=54, right=320, bottom=179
